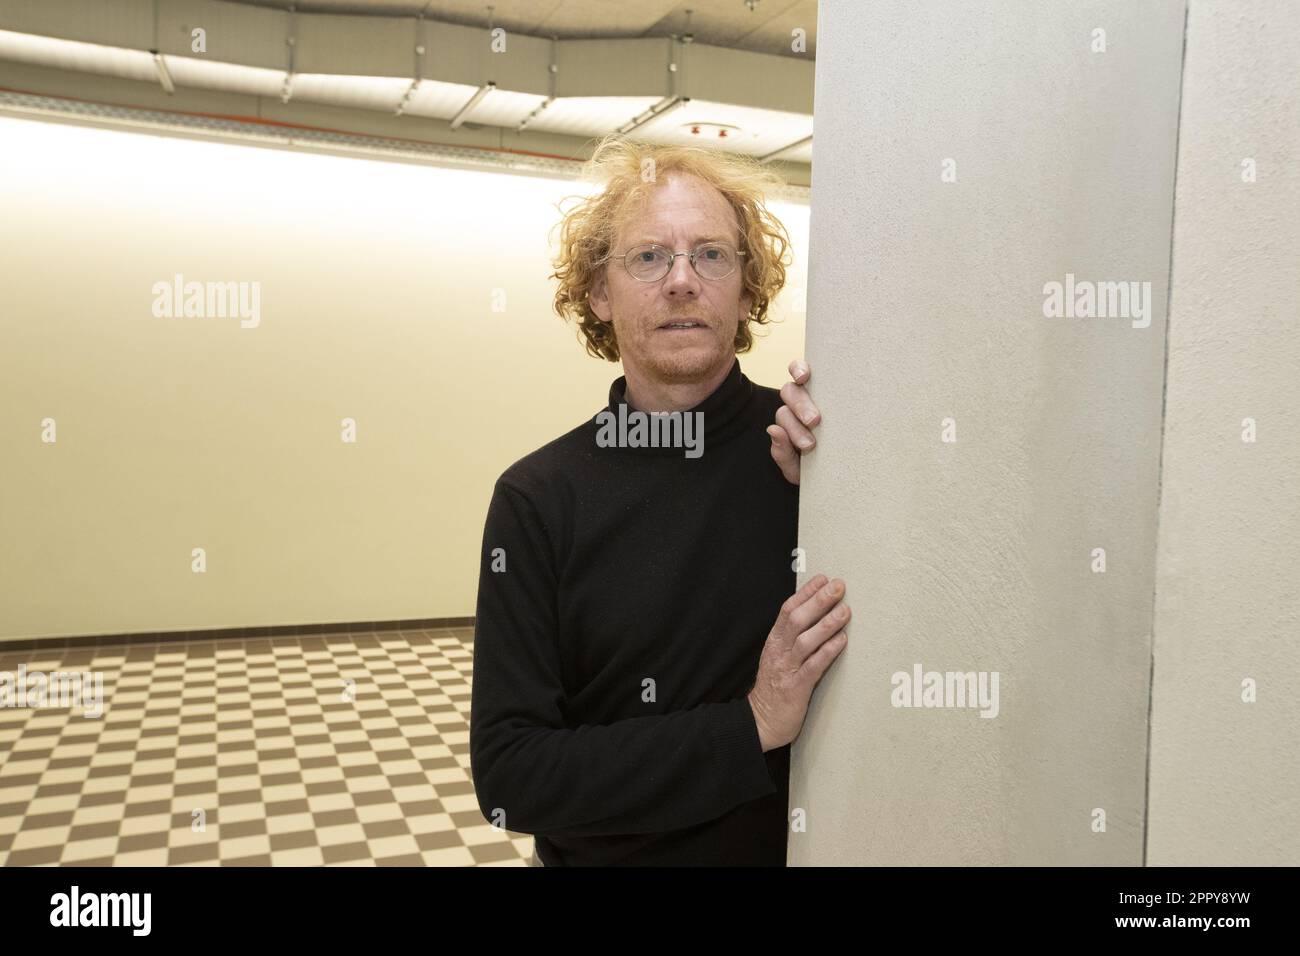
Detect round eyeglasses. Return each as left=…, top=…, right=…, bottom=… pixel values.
left=604, top=242, right=746, bottom=282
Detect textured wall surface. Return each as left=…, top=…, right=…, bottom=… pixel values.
left=1146, top=0, right=1300, bottom=865
left=790, top=0, right=1185, bottom=865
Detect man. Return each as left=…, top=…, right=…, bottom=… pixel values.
left=470, top=136, right=850, bottom=866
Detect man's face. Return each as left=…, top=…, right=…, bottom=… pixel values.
left=589, top=172, right=752, bottom=385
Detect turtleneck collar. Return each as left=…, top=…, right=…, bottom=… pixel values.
left=601, top=356, right=755, bottom=457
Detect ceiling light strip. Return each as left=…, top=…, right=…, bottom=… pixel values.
left=0, top=88, right=809, bottom=199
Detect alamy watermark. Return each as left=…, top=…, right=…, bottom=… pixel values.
left=0, top=665, right=104, bottom=718
left=595, top=405, right=704, bottom=459
left=151, top=273, right=261, bottom=328
left=891, top=662, right=1000, bottom=718
left=50, top=886, right=150, bottom=935
left=1042, top=273, right=1152, bottom=328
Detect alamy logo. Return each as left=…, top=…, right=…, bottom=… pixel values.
left=151, top=273, right=261, bottom=328
left=891, top=663, right=1000, bottom=718
left=595, top=404, right=704, bottom=459
left=1042, top=273, right=1152, bottom=328
left=0, top=665, right=103, bottom=718
left=50, top=886, right=151, bottom=936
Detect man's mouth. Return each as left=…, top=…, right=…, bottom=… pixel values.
left=658, top=320, right=706, bottom=330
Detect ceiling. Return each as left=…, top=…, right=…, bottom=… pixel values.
left=227, top=0, right=819, bottom=59
left=0, top=0, right=815, bottom=182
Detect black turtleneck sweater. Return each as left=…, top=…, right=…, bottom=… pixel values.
left=469, top=356, right=798, bottom=866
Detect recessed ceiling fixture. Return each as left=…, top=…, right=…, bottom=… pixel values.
left=681, top=122, right=741, bottom=140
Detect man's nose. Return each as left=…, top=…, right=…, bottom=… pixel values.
left=661, top=254, right=701, bottom=296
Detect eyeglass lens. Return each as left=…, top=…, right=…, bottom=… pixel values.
left=626, top=243, right=737, bottom=280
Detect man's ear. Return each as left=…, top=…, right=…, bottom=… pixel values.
left=738, top=291, right=753, bottom=325
left=589, top=270, right=612, bottom=323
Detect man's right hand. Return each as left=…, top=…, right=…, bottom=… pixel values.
left=747, top=574, right=851, bottom=752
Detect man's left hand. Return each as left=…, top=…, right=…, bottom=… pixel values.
left=767, top=359, right=820, bottom=486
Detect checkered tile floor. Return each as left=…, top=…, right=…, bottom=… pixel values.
left=0, top=628, right=536, bottom=866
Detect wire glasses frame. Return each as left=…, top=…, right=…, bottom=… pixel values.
left=602, top=242, right=747, bottom=282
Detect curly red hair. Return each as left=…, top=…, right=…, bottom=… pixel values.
left=550, top=134, right=794, bottom=362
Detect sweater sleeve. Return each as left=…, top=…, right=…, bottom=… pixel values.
left=469, top=476, right=779, bottom=838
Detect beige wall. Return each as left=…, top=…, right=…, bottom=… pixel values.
left=0, top=114, right=809, bottom=641
left=1146, top=0, right=1300, bottom=865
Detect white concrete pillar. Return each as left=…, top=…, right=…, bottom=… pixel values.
left=792, top=0, right=1186, bottom=865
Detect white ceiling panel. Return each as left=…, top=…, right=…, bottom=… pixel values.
left=772, top=138, right=813, bottom=163
left=162, top=57, right=287, bottom=98
left=630, top=98, right=814, bottom=159
left=291, top=72, right=412, bottom=111
left=395, top=78, right=480, bottom=119
left=525, top=96, right=665, bottom=138
left=444, top=87, right=549, bottom=127
left=0, top=29, right=155, bottom=84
